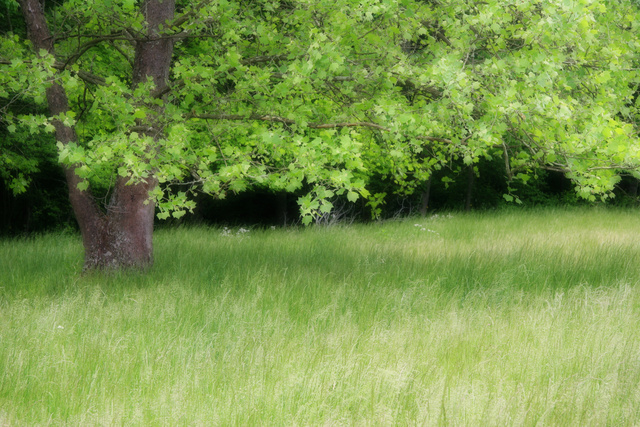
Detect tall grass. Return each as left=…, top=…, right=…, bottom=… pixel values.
left=1, top=207, right=640, bottom=425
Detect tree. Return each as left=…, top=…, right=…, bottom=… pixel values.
left=8, top=0, right=172, bottom=269
left=1, top=0, right=639, bottom=270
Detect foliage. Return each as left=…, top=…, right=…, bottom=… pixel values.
left=1, top=0, right=640, bottom=223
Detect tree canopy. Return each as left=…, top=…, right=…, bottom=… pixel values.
left=1, top=0, right=640, bottom=259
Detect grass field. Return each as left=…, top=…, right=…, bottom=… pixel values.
left=1, top=207, right=640, bottom=425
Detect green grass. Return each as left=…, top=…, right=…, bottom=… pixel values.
left=2, top=207, right=640, bottom=425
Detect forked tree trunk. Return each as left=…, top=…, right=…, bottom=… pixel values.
left=19, top=0, right=174, bottom=270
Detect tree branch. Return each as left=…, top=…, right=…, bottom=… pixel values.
left=109, top=40, right=135, bottom=68
left=242, top=54, right=289, bottom=66
left=62, top=33, right=131, bottom=69
left=188, top=112, right=390, bottom=131
left=0, top=59, right=107, bottom=86
left=187, top=112, right=472, bottom=143
left=56, top=62, right=107, bottom=86
left=415, top=135, right=471, bottom=145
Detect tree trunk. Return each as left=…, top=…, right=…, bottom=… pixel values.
left=79, top=176, right=158, bottom=269
left=419, top=175, right=433, bottom=216
left=19, top=0, right=174, bottom=270
left=276, top=191, right=288, bottom=226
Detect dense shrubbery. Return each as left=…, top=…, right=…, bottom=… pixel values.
left=4, top=158, right=636, bottom=235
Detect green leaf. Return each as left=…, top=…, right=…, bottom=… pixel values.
left=319, top=201, right=333, bottom=214
left=77, top=180, right=89, bottom=191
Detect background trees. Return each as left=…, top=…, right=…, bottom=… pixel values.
left=1, top=0, right=640, bottom=267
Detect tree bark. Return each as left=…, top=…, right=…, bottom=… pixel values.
left=19, top=0, right=175, bottom=270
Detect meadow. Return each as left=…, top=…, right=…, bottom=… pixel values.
left=1, top=208, right=640, bottom=425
